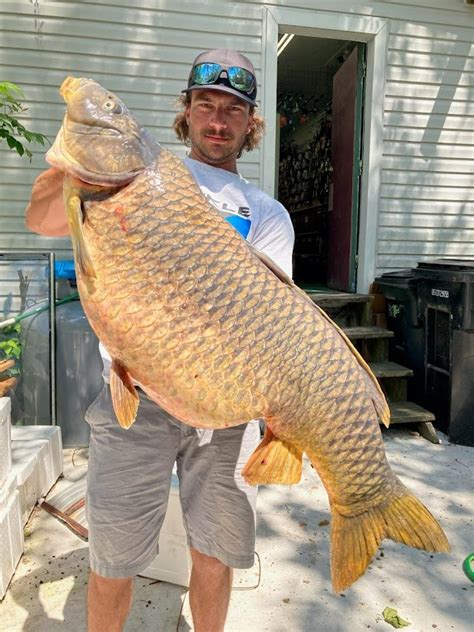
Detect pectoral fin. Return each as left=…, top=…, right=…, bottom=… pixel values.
left=110, top=359, right=140, bottom=429
left=242, top=427, right=303, bottom=485
left=25, top=167, right=69, bottom=237
left=66, top=194, right=96, bottom=278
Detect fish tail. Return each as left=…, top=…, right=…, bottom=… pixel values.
left=330, top=484, right=450, bottom=593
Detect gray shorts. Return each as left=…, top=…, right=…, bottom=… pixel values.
left=85, top=385, right=260, bottom=578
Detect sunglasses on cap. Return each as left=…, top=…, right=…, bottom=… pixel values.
left=190, top=63, right=256, bottom=98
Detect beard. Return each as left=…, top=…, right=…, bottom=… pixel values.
left=188, top=127, right=244, bottom=166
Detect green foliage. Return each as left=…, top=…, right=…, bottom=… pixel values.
left=0, top=81, right=48, bottom=160
left=0, top=323, right=21, bottom=376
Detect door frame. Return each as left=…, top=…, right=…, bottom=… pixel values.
left=260, top=6, right=388, bottom=293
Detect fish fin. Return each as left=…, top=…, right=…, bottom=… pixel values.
left=110, top=359, right=140, bottom=429
left=25, top=167, right=70, bottom=237
left=66, top=194, right=96, bottom=278
left=242, top=427, right=303, bottom=485
left=330, top=488, right=450, bottom=593
left=248, top=244, right=390, bottom=428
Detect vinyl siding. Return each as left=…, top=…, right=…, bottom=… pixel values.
left=0, top=0, right=263, bottom=262
left=0, top=0, right=473, bottom=287
left=379, top=19, right=474, bottom=271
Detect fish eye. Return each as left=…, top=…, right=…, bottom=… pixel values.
left=103, top=97, right=123, bottom=115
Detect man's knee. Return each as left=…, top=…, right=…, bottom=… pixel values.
left=88, top=570, right=133, bottom=609
left=190, top=548, right=231, bottom=577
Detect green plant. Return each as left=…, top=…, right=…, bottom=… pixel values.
left=0, top=323, right=21, bottom=376
left=0, top=81, right=48, bottom=159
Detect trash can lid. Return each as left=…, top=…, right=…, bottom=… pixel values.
left=416, top=259, right=474, bottom=273
left=377, top=269, right=415, bottom=279
left=413, top=259, right=474, bottom=282
left=375, top=269, right=419, bottom=287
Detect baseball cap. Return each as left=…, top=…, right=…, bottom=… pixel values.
left=183, top=48, right=257, bottom=106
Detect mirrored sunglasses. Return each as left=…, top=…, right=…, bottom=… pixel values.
left=191, top=62, right=256, bottom=96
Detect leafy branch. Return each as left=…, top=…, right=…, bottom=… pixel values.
left=0, top=323, right=21, bottom=376
left=0, top=81, right=49, bottom=159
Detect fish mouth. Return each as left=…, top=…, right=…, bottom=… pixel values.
left=60, top=76, right=89, bottom=103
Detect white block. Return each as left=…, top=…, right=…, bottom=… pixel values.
left=0, top=489, right=24, bottom=599
left=0, top=398, right=12, bottom=487
left=0, top=471, right=17, bottom=511
left=11, top=426, right=63, bottom=497
left=10, top=443, right=39, bottom=525
left=140, top=473, right=192, bottom=587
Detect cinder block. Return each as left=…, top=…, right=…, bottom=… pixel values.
left=139, top=472, right=192, bottom=587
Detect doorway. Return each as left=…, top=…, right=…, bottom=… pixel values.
left=276, top=35, right=366, bottom=293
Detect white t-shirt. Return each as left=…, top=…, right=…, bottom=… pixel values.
left=184, top=157, right=294, bottom=277
left=100, top=156, right=295, bottom=382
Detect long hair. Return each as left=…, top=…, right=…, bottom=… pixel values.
left=173, top=93, right=266, bottom=158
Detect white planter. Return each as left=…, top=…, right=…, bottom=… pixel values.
left=0, top=472, right=23, bottom=599
left=0, top=398, right=12, bottom=487
left=11, top=426, right=63, bottom=498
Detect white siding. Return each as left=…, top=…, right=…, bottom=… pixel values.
left=0, top=0, right=263, bottom=260
left=379, top=18, right=474, bottom=272
left=0, top=0, right=473, bottom=283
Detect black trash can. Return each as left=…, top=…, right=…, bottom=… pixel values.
left=375, top=270, right=425, bottom=404
left=413, top=259, right=474, bottom=446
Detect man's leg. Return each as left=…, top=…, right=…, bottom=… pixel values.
left=87, top=571, right=133, bottom=632
left=189, top=548, right=233, bottom=632
left=177, top=421, right=260, bottom=631
left=85, top=386, right=181, bottom=630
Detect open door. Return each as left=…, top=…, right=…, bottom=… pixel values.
left=327, top=44, right=365, bottom=292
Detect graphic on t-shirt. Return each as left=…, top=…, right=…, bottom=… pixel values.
left=202, top=190, right=251, bottom=239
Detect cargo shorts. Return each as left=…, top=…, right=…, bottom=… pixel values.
left=85, top=384, right=260, bottom=578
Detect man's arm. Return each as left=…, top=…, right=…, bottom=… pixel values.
left=25, top=167, right=70, bottom=237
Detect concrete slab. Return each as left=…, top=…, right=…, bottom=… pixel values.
left=0, top=429, right=472, bottom=631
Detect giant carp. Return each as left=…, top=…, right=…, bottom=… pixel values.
left=26, top=77, right=450, bottom=592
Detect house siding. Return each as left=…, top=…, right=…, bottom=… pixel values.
left=0, top=0, right=473, bottom=289
left=379, top=18, right=474, bottom=271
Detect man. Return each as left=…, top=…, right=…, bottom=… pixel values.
left=26, top=49, right=294, bottom=632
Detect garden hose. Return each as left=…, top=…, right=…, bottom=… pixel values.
left=0, top=292, right=80, bottom=330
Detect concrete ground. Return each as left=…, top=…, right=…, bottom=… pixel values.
left=0, top=427, right=472, bottom=631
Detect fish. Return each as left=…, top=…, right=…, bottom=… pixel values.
left=27, top=76, right=450, bottom=592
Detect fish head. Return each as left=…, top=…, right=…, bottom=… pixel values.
left=46, top=77, right=160, bottom=186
